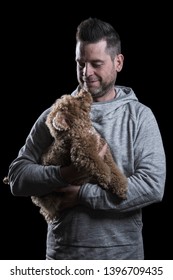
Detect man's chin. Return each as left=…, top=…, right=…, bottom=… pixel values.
left=81, top=83, right=101, bottom=95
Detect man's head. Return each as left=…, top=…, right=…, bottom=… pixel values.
left=75, top=18, right=124, bottom=101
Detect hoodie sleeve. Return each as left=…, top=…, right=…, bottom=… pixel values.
left=78, top=106, right=166, bottom=212
left=8, top=110, right=68, bottom=197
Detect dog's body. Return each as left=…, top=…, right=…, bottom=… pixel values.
left=4, top=90, right=127, bottom=223
left=31, top=90, right=127, bottom=222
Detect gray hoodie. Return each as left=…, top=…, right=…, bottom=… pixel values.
left=8, top=86, right=166, bottom=259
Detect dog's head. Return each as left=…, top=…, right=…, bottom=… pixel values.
left=46, top=90, right=93, bottom=135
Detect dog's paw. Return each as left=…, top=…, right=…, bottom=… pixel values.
left=97, top=174, right=111, bottom=190
left=109, top=181, right=128, bottom=199
left=115, top=187, right=127, bottom=199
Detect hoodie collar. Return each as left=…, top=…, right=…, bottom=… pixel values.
left=71, top=85, right=138, bottom=118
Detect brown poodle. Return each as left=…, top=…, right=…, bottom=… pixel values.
left=4, top=90, right=127, bottom=223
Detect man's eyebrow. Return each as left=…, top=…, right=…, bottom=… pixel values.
left=76, top=59, right=104, bottom=63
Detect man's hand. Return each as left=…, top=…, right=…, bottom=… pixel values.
left=56, top=143, right=108, bottom=211
left=56, top=185, right=80, bottom=211
left=98, top=143, right=108, bottom=158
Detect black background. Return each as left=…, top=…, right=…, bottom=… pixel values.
left=1, top=3, right=172, bottom=260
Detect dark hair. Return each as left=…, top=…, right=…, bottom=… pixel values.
left=76, top=17, right=121, bottom=60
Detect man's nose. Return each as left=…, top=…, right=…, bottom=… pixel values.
left=83, top=63, right=94, bottom=76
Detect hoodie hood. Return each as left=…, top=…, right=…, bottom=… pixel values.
left=71, top=85, right=138, bottom=120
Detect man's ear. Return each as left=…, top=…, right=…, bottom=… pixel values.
left=114, top=54, right=124, bottom=72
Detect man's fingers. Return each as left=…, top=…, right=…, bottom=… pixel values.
left=99, top=143, right=108, bottom=158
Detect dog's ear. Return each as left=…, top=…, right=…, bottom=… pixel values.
left=52, top=115, right=70, bottom=131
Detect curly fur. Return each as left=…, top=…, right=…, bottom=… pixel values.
left=4, top=90, right=127, bottom=223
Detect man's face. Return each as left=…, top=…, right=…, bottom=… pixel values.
left=75, top=40, right=123, bottom=99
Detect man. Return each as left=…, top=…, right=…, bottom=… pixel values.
left=7, top=17, right=166, bottom=259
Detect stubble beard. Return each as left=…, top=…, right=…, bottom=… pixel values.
left=81, top=80, right=116, bottom=99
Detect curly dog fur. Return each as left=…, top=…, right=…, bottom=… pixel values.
left=4, top=90, right=127, bottom=223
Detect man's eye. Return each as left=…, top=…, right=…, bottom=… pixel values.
left=78, top=63, right=85, bottom=68
left=93, top=63, right=102, bottom=68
